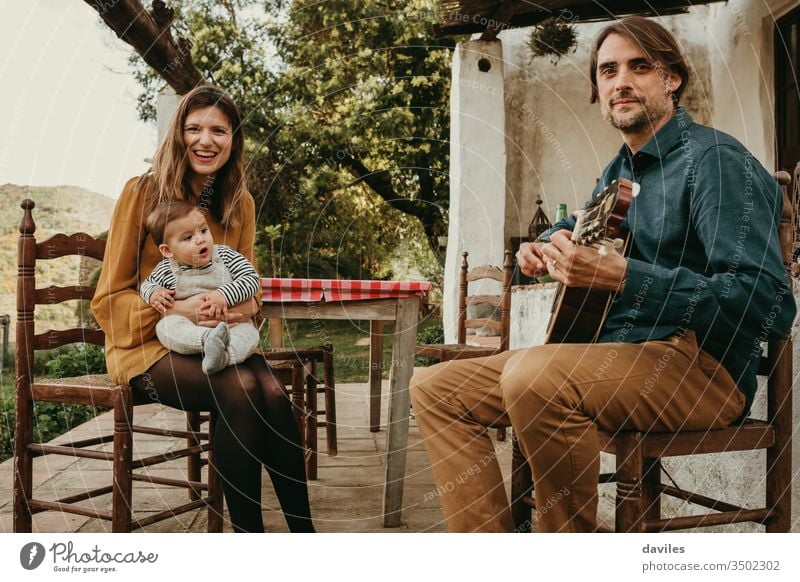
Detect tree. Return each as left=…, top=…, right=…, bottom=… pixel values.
left=85, top=0, right=453, bottom=279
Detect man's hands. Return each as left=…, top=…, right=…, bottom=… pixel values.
left=517, top=229, right=627, bottom=292
left=148, top=287, right=175, bottom=314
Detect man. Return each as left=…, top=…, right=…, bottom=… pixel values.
left=410, top=16, right=796, bottom=533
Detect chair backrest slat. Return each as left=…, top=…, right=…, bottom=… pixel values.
left=36, top=233, right=105, bottom=261
left=466, top=265, right=504, bottom=283
left=33, top=329, right=105, bottom=350
left=34, top=285, right=96, bottom=305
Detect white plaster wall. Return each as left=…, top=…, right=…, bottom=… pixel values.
left=702, top=0, right=799, bottom=168
left=156, top=86, right=180, bottom=144
left=445, top=41, right=508, bottom=343
left=509, top=283, right=557, bottom=349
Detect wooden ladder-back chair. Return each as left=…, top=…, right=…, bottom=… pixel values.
left=416, top=250, right=513, bottom=362
left=261, top=347, right=337, bottom=481
left=14, top=199, right=223, bottom=532
left=510, top=170, right=795, bottom=533
left=417, top=249, right=513, bottom=440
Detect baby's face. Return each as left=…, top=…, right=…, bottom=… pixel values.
left=160, top=209, right=214, bottom=267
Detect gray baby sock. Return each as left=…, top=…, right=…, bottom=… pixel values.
left=202, top=322, right=230, bottom=375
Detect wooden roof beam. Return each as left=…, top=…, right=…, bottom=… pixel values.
left=480, top=0, right=522, bottom=41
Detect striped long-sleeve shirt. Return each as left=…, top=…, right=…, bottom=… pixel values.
left=140, top=244, right=261, bottom=307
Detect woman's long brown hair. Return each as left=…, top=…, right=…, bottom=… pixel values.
left=144, top=84, right=247, bottom=227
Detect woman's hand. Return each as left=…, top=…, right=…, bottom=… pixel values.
left=167, top=295, right=259, bottom=327
left=148, top=286, right=175, bottom=314
left=540, top=230, right=627, bottom=291
left=199, top=296, right=259, bottom=328
left=165, top=294, right=207, bottom=323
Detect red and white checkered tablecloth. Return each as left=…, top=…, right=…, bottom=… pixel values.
left=261, top=278, right=432, bottom=303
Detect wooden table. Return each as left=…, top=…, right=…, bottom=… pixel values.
left=261, top=278, right=430, bottom=527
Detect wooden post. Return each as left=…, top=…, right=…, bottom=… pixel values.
left=111, top=385, right=133, bottom=532
left=614, top=432, right=644, bottom=533
left=269, top=317, right=284, bottom=348
left=382, top=297, right=418, bottom=527
left=13, top=199, right=36, bottom=533
left=369, top=320, right=384, bottom=432
left=457, top=252, right=469, bottom=344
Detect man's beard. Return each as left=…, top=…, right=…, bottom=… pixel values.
left=604, top=92, right=672, bottom=134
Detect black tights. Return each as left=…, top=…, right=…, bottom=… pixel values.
left=131, top=353, right=314, bottom=533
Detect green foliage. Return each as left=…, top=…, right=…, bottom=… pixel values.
left=527, top=17, right=578, bottom=63
left=0, top=392, right=100, bottom=464
left=416, top=322, right=444, bottom=345
left=0, top=344, right=106, bottom=463
left=415, top=321, right=444, bottom=367
left=129, top=0, right=451, bottom=280
left=43, top=344, right=107, bottom=378
left=0, top=390, right=12, bottom=462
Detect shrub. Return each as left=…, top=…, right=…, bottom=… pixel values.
left=415, top=323, right=444, bottom=367
left=0, top=344, right=106, bottom=463
left=44, top=344, right=107, bottom=378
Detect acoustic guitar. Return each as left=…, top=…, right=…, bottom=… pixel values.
left=545, top=178, right=639, bottom=344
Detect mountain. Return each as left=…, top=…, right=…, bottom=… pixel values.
left=0, top=185, right=116, bottom=344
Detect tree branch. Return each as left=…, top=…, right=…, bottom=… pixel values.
left=339, top=154, right=422, bottom=217
left=82, top=0, right=204, bottom=93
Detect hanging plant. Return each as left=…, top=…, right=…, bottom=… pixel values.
left=527, top=17, right=578, bottom=64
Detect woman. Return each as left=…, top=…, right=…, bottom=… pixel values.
left=92, top=85, right=314, bottom=533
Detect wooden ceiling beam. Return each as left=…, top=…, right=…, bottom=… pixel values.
left=480, top=0, right=523, bottom=41
left=436, top=0, right=726, bottom=37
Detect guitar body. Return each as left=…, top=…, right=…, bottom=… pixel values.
left=545, top=178, right=636, bottom=345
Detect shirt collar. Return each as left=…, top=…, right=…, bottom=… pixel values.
left=616, top=107, right=693, bottom=161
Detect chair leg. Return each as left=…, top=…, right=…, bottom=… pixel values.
left=111, top=387, right=134, bottom=533
left=186, top=411, right=202, bottom=502
left=766, top=343, right=793, bottom=533
left=323, top=349, right=337, bottom=457
left=510, top=432, right=533, bottom=532
left=13, top=391, right=34, bottom=533
left=614, top=432, right=645, bottom=533
left=641, top=458, right=661, bottom=527
left=766, top=426, right=793, bottom=532
left=290, top=364, right=306, bottom=445
left=206, top=410, right=224, bottom=533
left=305, top=366, right=318, bottom=480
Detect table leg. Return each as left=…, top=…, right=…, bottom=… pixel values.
left=369, top=320, right=384, bottom=432
left=382, top=297, right=418, bottom=527
left=269, top=317, right=284, bottom=348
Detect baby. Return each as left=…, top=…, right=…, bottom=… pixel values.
left=140, top=199, right=261, bottom=374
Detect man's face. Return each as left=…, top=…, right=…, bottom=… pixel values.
left=596, top=33, right=681, bottom=136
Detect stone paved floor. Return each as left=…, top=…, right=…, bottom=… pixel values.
left=0, top=377, right=513, bottom=533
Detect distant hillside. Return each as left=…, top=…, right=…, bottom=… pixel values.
left=0, top=185, right=116, bottom=342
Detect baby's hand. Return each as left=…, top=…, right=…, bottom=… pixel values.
left=201, top=290, right=228, bottom=319
left=148, top=287, right=175, bottom=314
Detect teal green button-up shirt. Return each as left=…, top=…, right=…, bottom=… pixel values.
left=546, top=108, right=795, bottom=414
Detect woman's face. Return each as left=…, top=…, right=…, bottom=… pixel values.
left=182, top=106, right=233, bottom=180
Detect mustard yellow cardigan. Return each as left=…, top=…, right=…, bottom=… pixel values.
left=91, top=175, right=259, bottom=385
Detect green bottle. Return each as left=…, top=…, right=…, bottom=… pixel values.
left=555, top=203, right=568, bottom=223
